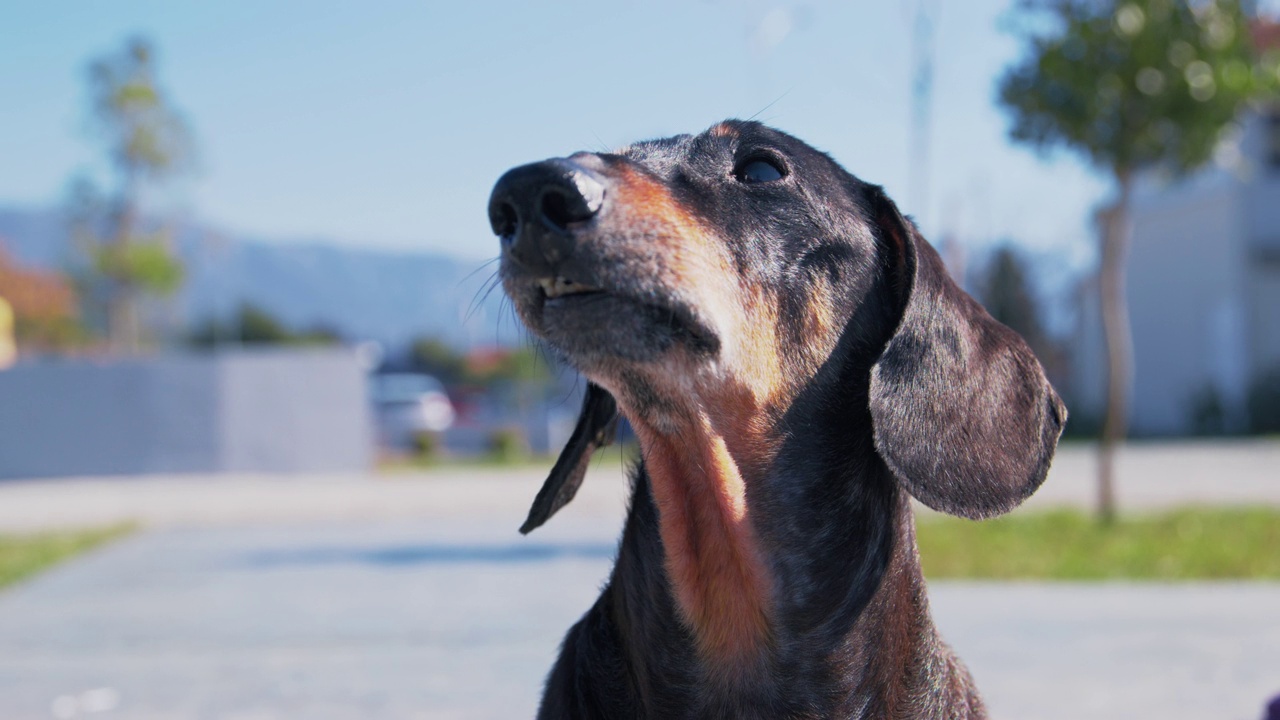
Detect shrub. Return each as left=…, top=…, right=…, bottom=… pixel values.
left=486, top=427, right=528, bottom=464
left=410, top=431, right=441, bottom=461
left=1187, top=384, right=1226, bottom=436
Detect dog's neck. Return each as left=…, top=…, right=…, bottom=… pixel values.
left=629, top=407, right=776, bottom=678
left=611, top=364, right=957, bottom=714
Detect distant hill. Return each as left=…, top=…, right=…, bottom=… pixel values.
left=0, top=206, right=520, bottom=349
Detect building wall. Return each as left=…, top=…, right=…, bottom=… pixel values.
left=1239, top=109, right=1280, bottom=253
left=1127, top=175, right=1246, bottom=434
left=1249, top=261, right=1280, bottom=379
left=0, top=349, right=372, bottom=479
left=1240, top=109, right=1280, bottom=384
left=1068, top=110, right=1280, bottom=435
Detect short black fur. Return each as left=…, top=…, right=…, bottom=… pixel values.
left=491, top=120, right=1066, bottom=719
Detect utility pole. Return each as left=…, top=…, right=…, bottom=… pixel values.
left=908, top=0, right=938, bottom=231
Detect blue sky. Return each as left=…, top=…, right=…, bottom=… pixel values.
left=3, top=1, right=1260, bottom=269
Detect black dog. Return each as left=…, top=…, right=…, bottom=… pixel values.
left=489, top=120, right=1065, bottom=719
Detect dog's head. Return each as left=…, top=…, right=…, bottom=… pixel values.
left=490, top=120, right=1065, bottom=531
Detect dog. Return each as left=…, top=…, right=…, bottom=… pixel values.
left=488, top=120, right=1065, bottom=719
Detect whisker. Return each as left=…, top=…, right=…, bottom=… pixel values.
left=746, top=86, right=796, bottom=123
left=458, top=256, right=500, bottom=286
left=466, top=271, right=504, bottom=324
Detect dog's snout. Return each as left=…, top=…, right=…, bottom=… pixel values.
left=489, top=159, right=605, bottom=272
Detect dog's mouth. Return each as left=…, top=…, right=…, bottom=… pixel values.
left=537, top=276, right=601, bottom=300
left=520, top=274, right=721, bottom=363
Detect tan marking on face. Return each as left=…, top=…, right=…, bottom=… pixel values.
left=608, top=167, right=742, bottom=342
left=587, top=166, right=846, bottom=677
left=799, top=274, right=843, bottom=368
left=709, top=122, right=739, bottom=139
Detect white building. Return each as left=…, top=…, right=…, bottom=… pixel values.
left=1073, top=106, right=1280, bottom=435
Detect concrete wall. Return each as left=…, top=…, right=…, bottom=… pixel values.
left=1127, top=176, right=1246, bottom=434
left=1240, top=108, right=1280, bottom=253
left=1240, top=108, right=1280, bottom=382
left=0, top=349, right=372, bottom=479
left=1067, top=109, right=1280, bottom=435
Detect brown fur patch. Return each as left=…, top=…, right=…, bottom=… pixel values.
left=602, top=168, right=787, bottom=676
left=633, top=416, right=774, bottom=677
left=800, top=275, right=842, bottom=368
left=709, top=122, right=739, bottom=139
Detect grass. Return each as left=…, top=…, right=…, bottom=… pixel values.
left=918, top=507, right=1280, bottom=580
left=0, top=524, right=135, bottom=590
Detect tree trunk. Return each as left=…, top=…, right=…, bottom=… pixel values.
left=108, top=180, right=140, bottom=355
left=108, top=287, right=141, bottom=355
left=1097, top=174, right=1134, bottom=525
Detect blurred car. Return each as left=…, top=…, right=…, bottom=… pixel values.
left=369, top=372, right=456, bottom=451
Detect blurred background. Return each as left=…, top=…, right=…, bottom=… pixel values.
left=1, top=1, right=1278, bottom=719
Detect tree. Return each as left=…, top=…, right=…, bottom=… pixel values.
left=0, top=243, right=84, bottom=352
left=408, top=337, right=468, bottom=385
left=70, top=37, right=193, bottom=353
left=978, top=245, right=1050, bottom=361
left=998, top=0, right=1279, bottom=522
left=187, top=303, right=342, bottom=347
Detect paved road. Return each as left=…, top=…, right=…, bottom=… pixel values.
left=1, top=440, right=1278, bottom=719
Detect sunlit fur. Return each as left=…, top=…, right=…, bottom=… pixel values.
left=496, top=120, right=1065, bottom=719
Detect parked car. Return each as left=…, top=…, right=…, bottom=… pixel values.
left=370, top=373, right=455, bottom=452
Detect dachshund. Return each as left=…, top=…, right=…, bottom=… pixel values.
left=488, top=120, right=1066, bottom=719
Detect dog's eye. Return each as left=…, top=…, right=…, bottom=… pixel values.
left=735, top=158, right=785, bottom=184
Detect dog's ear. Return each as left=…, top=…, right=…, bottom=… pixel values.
left=864, top=186, right=1066, bottom=520
left=519, top=382, right=619, bottom=534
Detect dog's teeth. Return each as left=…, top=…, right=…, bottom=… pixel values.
left=540, top=277, right=595, bottom=299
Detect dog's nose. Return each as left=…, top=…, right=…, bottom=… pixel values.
left=488, top=159, right=605, bottom=272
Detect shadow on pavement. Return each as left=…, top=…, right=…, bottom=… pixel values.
left=239, top=541, right=617, bottom=567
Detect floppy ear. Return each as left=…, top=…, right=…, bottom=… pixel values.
left=865, top=186, right=1066, bottom=520
left=519, top=382, right=619, bottom=534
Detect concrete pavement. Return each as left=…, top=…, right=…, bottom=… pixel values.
left=0, top=440, right=1278, bottom=533
left=2, top=518, right=1278, bottom=720
left=1, top=440, right=1278, bottom=719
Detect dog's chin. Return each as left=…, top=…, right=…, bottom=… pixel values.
left=527, top=291, right=720, bottom=368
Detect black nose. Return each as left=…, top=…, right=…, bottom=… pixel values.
left=488, top=159, right=605, bottom=272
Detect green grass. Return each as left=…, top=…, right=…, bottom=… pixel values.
left=918, top=507, right=1280, bottom=580
left=0, top=524, right=135, bottom=590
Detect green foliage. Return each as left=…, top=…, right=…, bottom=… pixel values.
left=978, top=246, right=1050, bottom=358
left=69, top=36, right=195, bottom=350
left=408, top=337, right=467, bottom=384
left=486, top=427, right=529, bottom=464
left=406, top=337, right=553, bottom=388
left=488, top=346, right=552, bottom=385
left=187, top=303, right=342, bottom=347
left=88, top=235, right=184, bottom=295
left=13, top=316, right=88, bottom=351
left=999, top=0, right=1280, bottom=176
left=87, top=37, right=192, bottom=180
left=410, top=431, right=443, bottom=461
left=918, top=507, right=1280, bottom=579
left=0, top=524, right=134, bottom=590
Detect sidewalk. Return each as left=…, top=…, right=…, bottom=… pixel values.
left=0, top=519, right=1276, bottom=720
left=0, top=440, right=1277, bottom=719
left=0, top=440, right=1277, bottom=532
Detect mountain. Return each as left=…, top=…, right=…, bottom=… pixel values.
left=0, top=206, right=521, bottom=349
